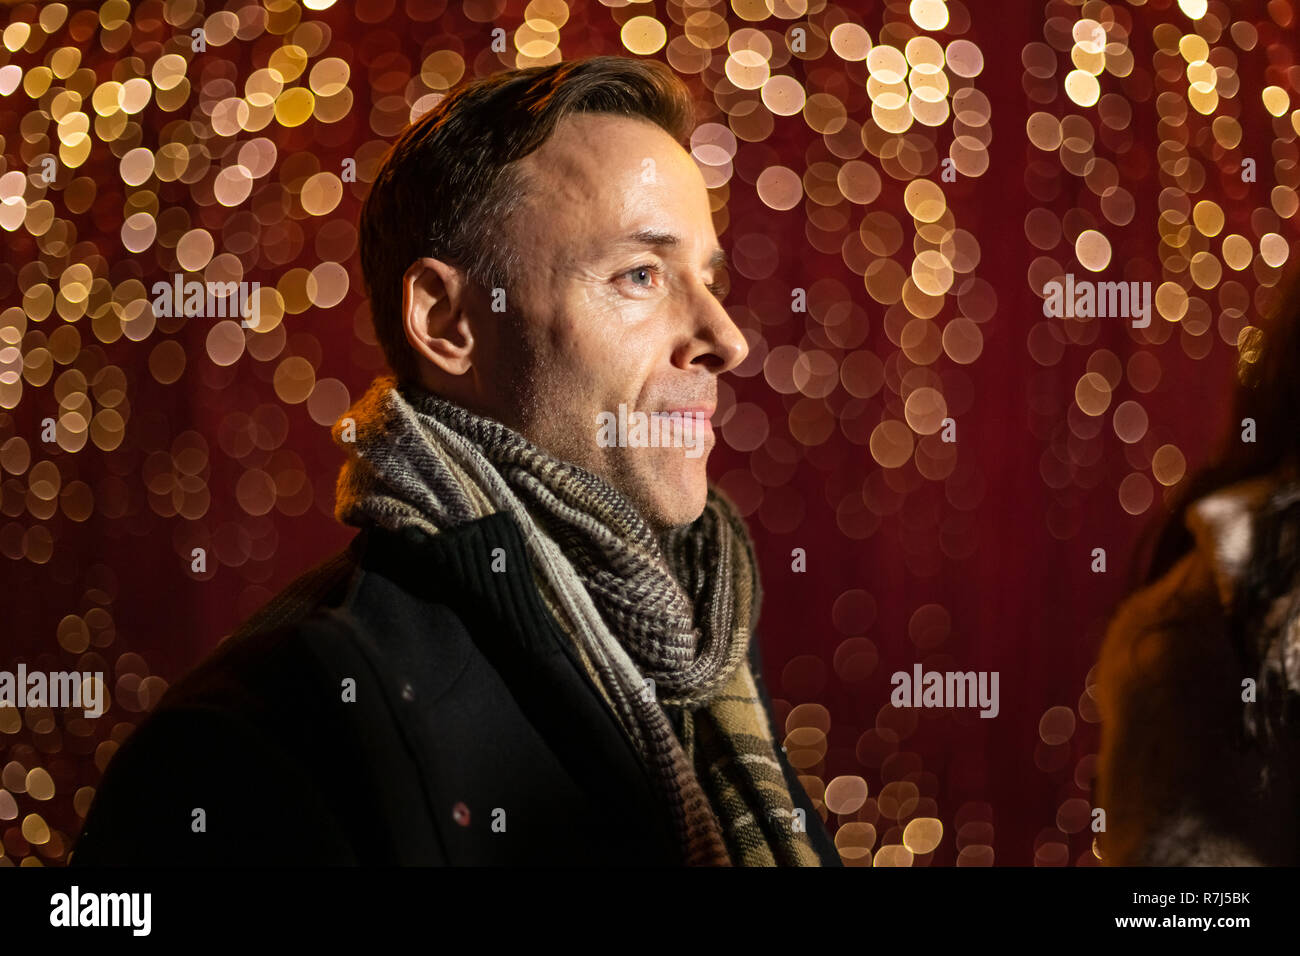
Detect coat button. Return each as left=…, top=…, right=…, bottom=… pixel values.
left=400, top=682, right=414, bottom=702
left=452, top=802, right=471, bottom=826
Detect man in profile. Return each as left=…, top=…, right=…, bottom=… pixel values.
left=73, top=56, right=840, bottom=867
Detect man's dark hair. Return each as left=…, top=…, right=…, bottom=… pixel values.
left=359, top=56, right=697, bottom=383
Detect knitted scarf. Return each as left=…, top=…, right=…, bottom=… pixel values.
left=332, top=376, right=822, bottom=867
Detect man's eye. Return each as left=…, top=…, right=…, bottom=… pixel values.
left=622, top=264, right=659, bottom=286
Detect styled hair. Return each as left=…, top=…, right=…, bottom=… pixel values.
left=358, top=55, right=696, bottom=382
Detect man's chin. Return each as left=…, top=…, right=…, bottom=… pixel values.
left=589, top=448, right=711, bottom=531
left=638, top=468, right=710, bottom=531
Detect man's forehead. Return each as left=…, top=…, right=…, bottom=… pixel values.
left=509, top=125, right=722, bottom=265
left=518, top=113, right=690, bottom=187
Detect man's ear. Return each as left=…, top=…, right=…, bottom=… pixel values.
left=402, top=257, right=474, bottom=376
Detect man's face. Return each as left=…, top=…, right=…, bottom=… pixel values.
left=471, top=112, right=749, bottom=530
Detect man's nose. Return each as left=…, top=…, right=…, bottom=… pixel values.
left=675, top=284, right=749, bottom=373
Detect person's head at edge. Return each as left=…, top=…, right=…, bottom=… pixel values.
left=358, top=56, right=749, bottom=535
left=1136, top=269, right=1300, bottom=746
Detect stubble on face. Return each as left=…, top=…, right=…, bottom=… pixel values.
left=505, top=317, right=692, bottom=534
left=470, top=114, right=729, bottom=534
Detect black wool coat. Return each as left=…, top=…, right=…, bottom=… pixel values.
left=72, top=513, right=843, bottom=866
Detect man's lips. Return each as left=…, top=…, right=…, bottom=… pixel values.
left=658, top=407, right=715, bottom=434
left=660, top=406, right=715, bottom=419
left=657, top=408, right=715, bottom=451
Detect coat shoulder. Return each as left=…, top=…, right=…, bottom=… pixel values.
left=73, top=533, right=462, bottom=865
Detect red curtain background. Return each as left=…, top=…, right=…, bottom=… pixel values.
left=3, top=0, right=1293, bottom=866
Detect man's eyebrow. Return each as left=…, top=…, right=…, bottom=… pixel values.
left=612, top=229, right=727, bottom=272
